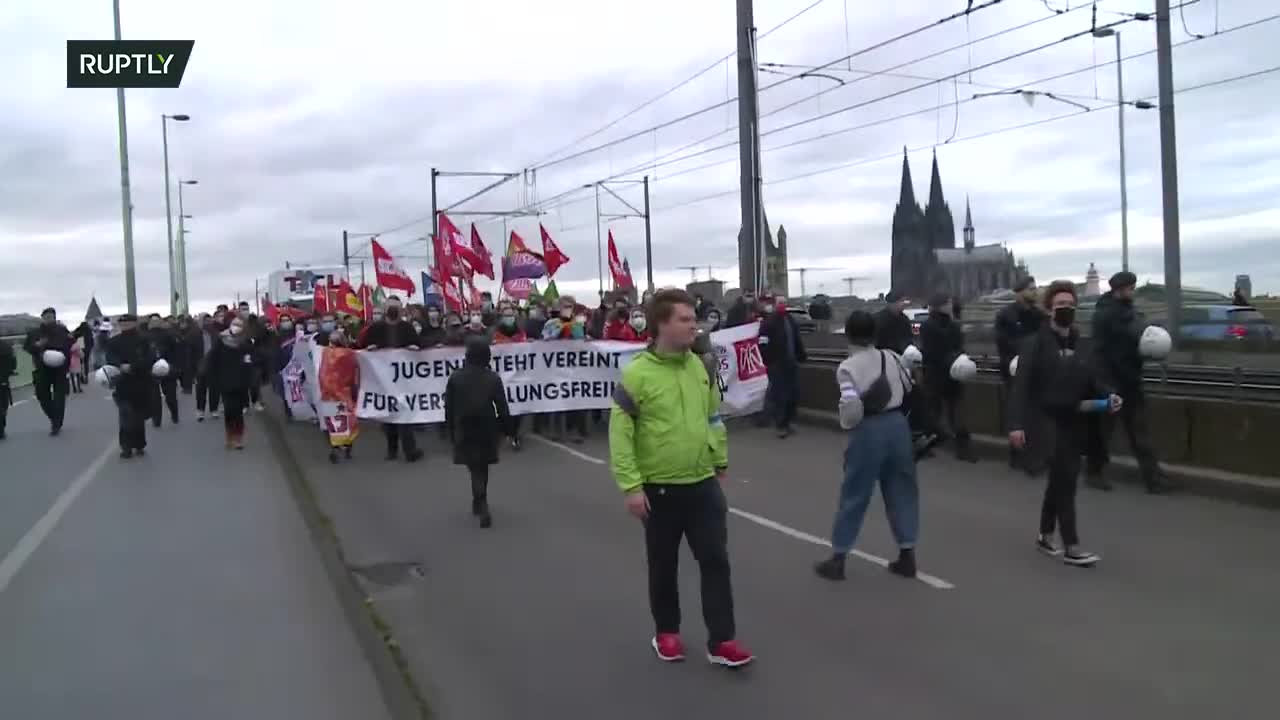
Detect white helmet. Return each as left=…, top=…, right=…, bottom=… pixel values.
left=151, top=359, right=171, bottom=378
left=1008, top=355, right=1019, bottom=377
left=900, top=344, right=923, bottom=368
left=41, top=349, right=66, bottom=368
left=1139, top=325, right=1172, bottom=360
left=95, top=365, right=121, bottom=389
left=950, top=353, right=978, bottom=382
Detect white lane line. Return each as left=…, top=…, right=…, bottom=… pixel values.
left=0, top=441, right=116, bottom=595
left=529, top=434, right=956, bottom=590
left=11, top=398, right=31, bottom=408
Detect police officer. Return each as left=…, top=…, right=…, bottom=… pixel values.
left=22, top=307, right=74, bottom=435
left=995, top=277, right=1043, bottom=470
left=148, top=315, right=181, bottom=426
left=919, top=294, right=977, bottom=462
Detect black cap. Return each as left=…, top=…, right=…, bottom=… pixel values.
left=1109, top=271, right=1137, bottom=290
left=41, top=307, right=56, bottom=316
left=1013, top=276, right=1036, bottom=292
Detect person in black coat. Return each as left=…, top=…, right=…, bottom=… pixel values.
left=445, top=337, right=512, bottom=529
left=758, top=294, right=807, bottom=438
left=23, top=307, right=75, bottom=435
left=0, top=337, right=16, bottom=440
left=208, top=316, right=258, bottom=449
left=873, top=292, right=914, bottom=354
left=105, top=314, right=159, bottom=458
left=148, top=316, right=182, bottom=426
left=994, top=277, right=1044, bottom=471
left=362, top=295, right=425, bottom=463
left=1009, top=280, right=1119, bottom=567
left=919, top=293, right=977, bottom=462
left=1086, top=271, right=1170, bottom=493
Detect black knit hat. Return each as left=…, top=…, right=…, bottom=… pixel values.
left=1109, top=271, right=1137, bottom=290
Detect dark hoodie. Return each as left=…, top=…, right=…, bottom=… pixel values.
left=444, top=338, right=511, bottom=467
left=209, top=330, right=257, bottom=392
left=919, top=309, right=965, bottom=393
left=23, top=320, right=74, bottom=375
left=1091, top=291, right=1145, bottom=394
left=105, top=328, right=158, bottom=402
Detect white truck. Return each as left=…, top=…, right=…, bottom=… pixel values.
left=267, top=265, right=347, bottom=314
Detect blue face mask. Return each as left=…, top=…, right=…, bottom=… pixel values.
left=321, top=321, right=336, bottom=332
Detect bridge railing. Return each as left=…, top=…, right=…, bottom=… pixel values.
left=2, top=335, right=32, bottom=389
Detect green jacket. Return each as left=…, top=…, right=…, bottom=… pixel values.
left=609, top=347, right=728, bottom=493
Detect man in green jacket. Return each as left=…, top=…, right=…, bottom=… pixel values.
left=609, top=288, right=754, bottom=669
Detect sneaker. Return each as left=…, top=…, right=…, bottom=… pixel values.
left=1036, top=536, right=1062, bottom=557
left=651, top=633, right=685, bottom=662
left=510, top=436, right=522, bottom=451
left=405, top=449, right=424, bottom=463
left=197, top=411, right=205, bottom=422
left=707, top=640, right=754, bottom=668
left=254, top=402, right=266, bottom=412
left=135, top=447, right=146, bottom=457
left=1063, top=549, right=1099, bottom=567
left=211, top=410, right=222, bottom=419
left=119, top=449, right=133, bottom=459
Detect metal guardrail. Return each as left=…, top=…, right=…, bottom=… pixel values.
left=805, top=348, right=1280, bottom=402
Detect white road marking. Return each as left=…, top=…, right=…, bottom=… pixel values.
left=0, top=441, right=116, bottom=595
left=531, top=434, right=956, bottom=590
left=11, top=398, right=31, bottom=408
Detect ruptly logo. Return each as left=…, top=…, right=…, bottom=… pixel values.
left=67, top=40, right=194, bottom=88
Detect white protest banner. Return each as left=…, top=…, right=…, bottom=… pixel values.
left=354, top=325, right=768, bottom=424
left=280, top=348, right=316, bottom=421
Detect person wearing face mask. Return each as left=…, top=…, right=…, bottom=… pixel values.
left=757, top=294, right=807, bottom=439
left=147, top=315, right=181, bottom=426
left=314, top=314, right=339, bottom=346
left=209, top=317, right=258, bottom=450
left=420, top=304, right=447, bottom=347
left=995, top=277, right=1045, bottom=471
left=446, top=337, right=514, bottom=528
left=540, top=297, right=588, bottom=442
left=609, top=308, right=651, bottom=342
left=699, top=309, right=723, bottom=334
left=491, top=305, right=527, bottom=344
left=271, top=315, right=298, bottom=415
left=1086, top=272, right=1172, bottom=494
left=23, top=307, right=74, bottom=435
left=603, top=300, right=634, bottom=340
left=442, top=312, right=467, bottom=346
left=478, top=291, right=498, bottom=327
left=1009, top=280, right=1120, bottom=568
left=362, top=295, right=425, bottom=463
left=463, top=309, right=492, bottom=342
left=105, top=314, right=160, bottom=458
left=919, top=293, right=977, bottom=463
left=304, top=318, right=319, bottom=335
left=524, top=303, right=548, bottom=339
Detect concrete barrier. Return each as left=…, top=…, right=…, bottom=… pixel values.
left=797, top=360, right=1280, bottom=481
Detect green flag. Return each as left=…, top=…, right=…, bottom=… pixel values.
left=371, top=286, right=387, bottom=307
left=542, top=279, right=560, bottom=304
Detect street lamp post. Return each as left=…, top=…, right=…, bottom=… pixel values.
left=162, top=114, right=190, bottom=315
left=177, top=179, right=198, bottom=314
left=113, top=0, right=137, bottom=314
left=1093, top=27, right=1131, bottom=272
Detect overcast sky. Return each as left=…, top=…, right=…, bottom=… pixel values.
left=2, top=0, right=1276, bottom=317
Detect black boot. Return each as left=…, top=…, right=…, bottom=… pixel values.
left=813, top=554, right=846, bottom=581
left=1085, top=472, right=1114, bottom=492
left=477, top=497, right=492, bottom=528
left=888, top=548, right=917, bottom=578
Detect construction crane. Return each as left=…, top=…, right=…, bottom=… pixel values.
left=677, top=265, right=701, bottom=282
left=840, top=276, right=869, bottom=297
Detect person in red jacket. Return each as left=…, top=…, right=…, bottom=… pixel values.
left=602, top=300, right=633, bottom=340
left=607, top=306, right=651, bottom=342
left=491, top=304, right=527, bottom=344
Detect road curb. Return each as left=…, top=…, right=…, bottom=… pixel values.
left=258, top=398, right=435, bottom=720
left=796, top=408, right=1280, bottom=510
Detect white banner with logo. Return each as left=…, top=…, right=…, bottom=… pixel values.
left=353, top=324, right=769, bottom=424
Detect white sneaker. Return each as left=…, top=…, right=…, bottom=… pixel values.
left=211, top=410, right=221, bottom=418
left=196, top=411, right=205, bottom=422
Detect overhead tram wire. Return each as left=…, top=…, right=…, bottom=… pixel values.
left=615, top=11, right=1280, bottom=183
left=649, top=62, right=1280, bottom=215
left=528, top=0, right=1012, bottom=174
left=565, top=0, right=1100, bottom=189
left=524, top=0, right=831, bottom=169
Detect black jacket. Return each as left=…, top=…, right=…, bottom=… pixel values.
left=445, top=347, right=511, bottom=467
left=0, top=339, right=16, bottom=387
left=1009, top=325, right=1111, bottom=431
left=759, top=311, right=806, bottom=370
left=23, top=323, right=74, bottom=375
left=873, top=307, right=914, bottom=354
left=362, top=319, right=420, bottom=349
left=995, top=302, right=1044, bottom=379
left=919, top=311, right=964, bottom=391
left=105, top=330, right=158, bottom=402
left=209, top=335, right=258, bottom=393
left=1091, top=292, right=1145, bottom=394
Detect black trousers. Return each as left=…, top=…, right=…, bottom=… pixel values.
left=195, top=374, right=220, bottom=413
left=1086, top=392, right=1160, bottom=484
left=222, top=389, right=248, bottom=434
left=1041, top=418, right=1083, bottom=546
left=151, top=377, right=179, bottom=426
left=765, top=366, right=798, bottom=430
left=0, top=385, right=10, bottom=437
left=33, top=371, right=68, bottom=429
left=927, top=383, right=971, bottom=447
left=469, top=464, right=489, bottom=500
left=642, top=478, right=736, bottom=649
left=116, top=397, right=147, bottom=451
left=383, top=423, right=419, bottom=457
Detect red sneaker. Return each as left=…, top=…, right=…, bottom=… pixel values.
left=707, top=640, right=755, bottom=668
left=651, top=633, right=686, bottom=662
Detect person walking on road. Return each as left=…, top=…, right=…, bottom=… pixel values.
left=22, top=307, right=74, bottom=435
left=609, top=288, right=754, bottom=669
left=445, top=337, right=513, bottom=528
left=0, top=337, right=16, bottom=440
left=758, top=293, right=807, bottom=439
left=1087, top=272, right=1173, bottom=494
left=1009, top=280, right=1118, bottom=568
left=814, top=311, right=920, bottom=581
left=919, top=293, right=978, bottom=462
left=995, top=277, right=1045, bottom=473
left=209, top=316, right=257, bottom=450
left=105, top=314, right=159, bottom=459
left=362, top=295, right=425, bottom=463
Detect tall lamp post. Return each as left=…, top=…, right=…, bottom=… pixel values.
left=113, top=0, right=137, bottom=314
left=177, top=179, right=198, bottom=314
left=162, top=113, right=191, bottom=315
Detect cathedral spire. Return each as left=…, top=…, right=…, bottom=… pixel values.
left=928, top=149, right=946, bottom=210
left=898, top=147, right=915, bottom=206
left=963, top=195, right=975, bottom=251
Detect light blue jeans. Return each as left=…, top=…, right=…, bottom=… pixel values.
left=830, top=411, right=920, bottom=554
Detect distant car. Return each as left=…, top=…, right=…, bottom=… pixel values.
left=1173, top=304, right=1275, bottom=341
left=786, top=306, right=817, bottom=334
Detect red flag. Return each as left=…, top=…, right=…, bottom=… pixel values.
left=606, top=230, right=632, bottom=289
left=358, top=284, right=375, bottom=322
left=449, top=223, right=495, bottom=280
left=462, top=274, right=482, bottom=308
left=440, top=276, right=466, bottom=312
left=435, top=214, right=472, bottom=279
left=333, top=280, right=360, bottom=315
left=313, top=282, right=328, bottom=314
left=507, top=229, right=538, bottom=256
left=539, top=224, right=570, bottom=277
left=371, top=238, right=416, bottom=294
